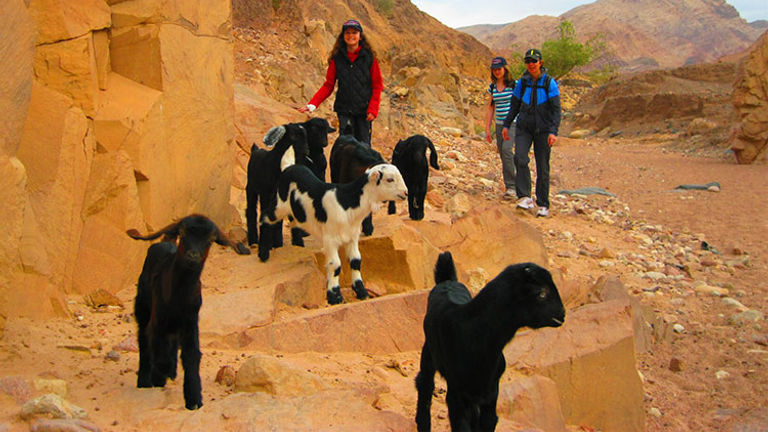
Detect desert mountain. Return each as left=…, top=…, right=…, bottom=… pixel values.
left=459, top=0, right=766, bottom=71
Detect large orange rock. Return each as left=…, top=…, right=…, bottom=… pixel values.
left=28, top=0, right=110, bottom=44
left=17, top=82, right=95, bottom=290
left=506, top=299, right=645, bottom=432
left=730, top=30, right=768, bottom=164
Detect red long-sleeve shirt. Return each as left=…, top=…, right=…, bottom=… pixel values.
left=308, top=46, right=383, bottom=118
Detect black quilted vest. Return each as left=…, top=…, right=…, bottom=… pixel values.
left=332, top=48, right=373, bottom=116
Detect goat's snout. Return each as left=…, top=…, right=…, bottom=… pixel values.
left=185, top=250, right=204, bottom=263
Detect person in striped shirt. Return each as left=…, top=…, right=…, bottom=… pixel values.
left=485, top=56, right=517, bottom=199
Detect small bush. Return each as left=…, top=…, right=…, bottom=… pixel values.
left=374, top=0, right=394, bottom=16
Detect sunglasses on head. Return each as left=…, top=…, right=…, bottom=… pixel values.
left=525, top=58, right=539, bottom=64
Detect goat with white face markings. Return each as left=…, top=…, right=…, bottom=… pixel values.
left=260, top=163, right=408, bottom=305
left=415, top=251, right=565, bottom=431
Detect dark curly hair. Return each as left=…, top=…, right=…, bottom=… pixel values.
left=328, top=26, right=377, bottom=63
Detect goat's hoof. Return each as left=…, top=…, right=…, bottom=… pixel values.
left=327, top=287, right=343, bottom=305
left=185, top=401, right=203, bottom=410
left=258, top=250, right=270, bottom=262
left=352, top=280, right=369, bottom=300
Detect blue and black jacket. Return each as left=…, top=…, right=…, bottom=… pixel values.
left=502, top=69, right=561, bottom=136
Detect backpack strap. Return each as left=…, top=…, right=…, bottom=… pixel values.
left=519, top=74, right=552, bottom=104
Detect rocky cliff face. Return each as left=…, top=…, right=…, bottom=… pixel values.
left=461, top=0, right=764, bottom=71
left=729, top=30, right=768, bottom=163
left=1, top=0, right=236, bottom=322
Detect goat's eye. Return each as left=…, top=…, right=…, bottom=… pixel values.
left=387, top=178, right=394, bottom=183
left=538, top=289, right=548, bottom=300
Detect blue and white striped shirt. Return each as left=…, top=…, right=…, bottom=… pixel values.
left=488, top=82, right=515, bottom=124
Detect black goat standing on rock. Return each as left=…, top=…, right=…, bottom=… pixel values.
left=245, top=123, right=310, bottom=260
left=387, top=134, right=439, bottom=220
left=127, top=214, right=250, bottom=410
left=415, top=251, right=565, bottom=431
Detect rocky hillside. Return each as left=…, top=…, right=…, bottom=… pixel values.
left=232, top=0, right=492, bottom=137
left=460, top=0, right=766, bottom=71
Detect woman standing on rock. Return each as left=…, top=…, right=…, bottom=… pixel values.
left=502, top=48, right=561, bottom=217
left=485, top=56, right=517, bottom=200
left=298, top=19, right=383, bottom=146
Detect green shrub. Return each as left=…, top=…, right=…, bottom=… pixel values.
left=374, top=0, right=394, bottom=16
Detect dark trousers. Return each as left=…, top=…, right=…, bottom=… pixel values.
left=514, top=128, right=551, bottom=208
left=338, top=114, right=372, bottom=147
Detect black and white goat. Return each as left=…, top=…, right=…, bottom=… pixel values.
left=415, top=251, right=565, bottom=431
left=301, top=117, right=336, bottom=181
left=245, top=123, right=309, bottom=260
left=387, top=135, right=440, bottom=220
left=329, top=134, right=387, bottom=236
left=127, top=214, right=250, bottom=410
left=260, top=163, right=408, bottom=305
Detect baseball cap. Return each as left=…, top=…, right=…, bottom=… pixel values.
left=342, top=19, right=363, bottom=32
left=490, top=56, right=507, bottom=68
left=524, top=48, right=542, bottom=61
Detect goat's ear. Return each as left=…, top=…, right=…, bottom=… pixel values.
left=369, top=168, right=383, bottom=185
left=126, top=222, right=180, bottom=241
left=263, top=125, right=286, bottom=148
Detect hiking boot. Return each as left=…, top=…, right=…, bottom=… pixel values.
left=516, top=197, right=535, bottom=210
left=503, top=190, right=516, bottom=200
left=537, top=207, right=550, bottom=217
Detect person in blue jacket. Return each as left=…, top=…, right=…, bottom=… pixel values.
left=502, top=48, right=561, bottom=217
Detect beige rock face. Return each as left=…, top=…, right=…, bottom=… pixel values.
left=1, top=0, right=236, bottom=321
left=506, top=299, right=645, bottom=432
left=730, top=30, right=768, bottom=164
left=498, top=375, right=567, bottom=432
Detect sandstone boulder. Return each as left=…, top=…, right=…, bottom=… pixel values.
left=234, top=354, right=328, bottom=396
left=506, top=299, right=645, bottom=432
left=729, top=30, right=768, bottom=164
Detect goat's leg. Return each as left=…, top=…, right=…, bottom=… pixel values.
left=344, top=239, right=369, bottom=300
left=180, top=321, right=203, bottom=410
left=475, top=356, right=504, bottom=430
left=149, top=330, right=171, bottom=387
left=290, top=227, right=308, bottom=247
left=167, top=335, right=179, bottom=380
left=446, top=386, right=472, bottom=432
left=361, top=213, right=374, bottom=236
left=323, top=241, right=343, bottom=305
left=245, top=189, right=259, bottom=245
left=135, top=288, right=152, bottom=388
left=387, top=200, right=397, bottom=215
left=416, top=183, right=427, bottom=220
left=258, top=193, right=279, bottom=261
left=415, top=344, right=435, bottom=432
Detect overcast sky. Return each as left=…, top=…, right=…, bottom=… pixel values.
left=410, top=0, right=768, bottom=28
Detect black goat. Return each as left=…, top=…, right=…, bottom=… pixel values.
left=245, top=123, right=309, bottom=260
left=301, top=117, right=336, bottom=181
left=127, top=214, right=250, bottom=410
left=415, top=252, right=565, bottom=431
left=329, top=134, right=387, bottom=236
left=387, top=135, right=440, bottom=220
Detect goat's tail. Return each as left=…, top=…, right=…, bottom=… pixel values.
left=434, top=251, right=457, bottom=284
left=427, top=138, right=439, bottom=170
